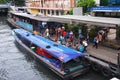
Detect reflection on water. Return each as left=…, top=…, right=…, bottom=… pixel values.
left=0, top=17, right=109, bottom=80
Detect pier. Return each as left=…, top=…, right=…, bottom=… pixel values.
left=7, top=10, right=120, bottom=79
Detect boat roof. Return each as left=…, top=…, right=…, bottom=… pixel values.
left=14, top=29, right=87, bottom=63
left=9, top=11, right=120, bottom=27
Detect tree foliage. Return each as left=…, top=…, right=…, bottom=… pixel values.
left=0, top=0, right=10, bottom=4
left=14, top=0, right=25, bottom=6
left=89, top=26, right=99, bottom=41
left=76, top=0, right=96, bottom=13
left=0, top=0, right=25, bottom=6
left=66, top=9, right=73, bottom=15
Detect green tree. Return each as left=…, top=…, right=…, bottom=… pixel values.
left=14, top=0, right=25, bottom=6
left=79, top=24, right=88, bottom=37
left=100, top=0, right=108, bottom=6
left=76, top=0, right=96, bottom=13
left=0, top=0, right=25, bottom=6
left=71, top=25, right=79, bottom=38
left=89, top=26, right=99, bottom=41
left=0, top=0, right=10, bottom=4
left=66, top=9, right=73, bottom=15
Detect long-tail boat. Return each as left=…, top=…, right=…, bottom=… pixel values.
left=12, top=29, right=90, bottom=80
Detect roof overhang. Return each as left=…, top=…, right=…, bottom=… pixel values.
left=10, top=11, right=120, bottom=27
left=49, top=15, right=120, bottom=27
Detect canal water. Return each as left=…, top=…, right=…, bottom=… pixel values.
left=0, top=17, right=109, bottom=80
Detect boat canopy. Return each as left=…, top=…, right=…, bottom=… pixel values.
left=14, top=29, right=87, bottom=63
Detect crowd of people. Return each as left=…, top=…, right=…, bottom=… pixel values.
left=36, top=24, right=104, bottom=53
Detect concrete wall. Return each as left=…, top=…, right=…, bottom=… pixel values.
left=73, top=7, right=83, bottom=15
left=94, top=0, right=100, bottom=6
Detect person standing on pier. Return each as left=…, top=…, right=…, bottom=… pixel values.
left=93, top=36, right=99, bottom=49
left=97, top=33, right=103, bottom=44
left=44, top=26, right=50, bottom=39
left=82, top=39, right=88, bottom=52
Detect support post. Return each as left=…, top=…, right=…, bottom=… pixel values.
left=117, top=53, right=120, bottom=77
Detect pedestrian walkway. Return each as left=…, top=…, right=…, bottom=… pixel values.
left=49, top=35, right=119, bottom=65
left=87, top=43, right=119, bottom=65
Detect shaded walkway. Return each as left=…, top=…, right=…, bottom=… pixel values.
left=87, top=43, right=119, bottom=65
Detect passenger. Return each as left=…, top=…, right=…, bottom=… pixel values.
left=33, top=30, right=38, bottom=34
left=55, top=28, right=59, bottom=42
left=44, top=26, right=50, bottom=38
left=79, top=44, right=84, bottom=53
left=82, top=39, right=88, bottom=52
left=68, top=31, right=74, bottom=46
left=63, top=30, right=67, bottom=42
left=65, top=38, right=71, bottom=47
left=74, top=42, right=79, bottom=50
left=37, top=22, right=43, bottom=33
left=93, top=36, right=99, bottom=49
left=66, top=32, right=70, bottom=39
left=59, top=34, right=64, bottom=44
left=98, top=33, right=103, bottom=44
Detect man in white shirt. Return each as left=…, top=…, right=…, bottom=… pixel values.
left=82, top=40, right=88, bottom=52
left=44, top=26, right=50, bottom=38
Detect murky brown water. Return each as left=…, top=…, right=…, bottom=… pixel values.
left=0, top=17, right=109, bottom=80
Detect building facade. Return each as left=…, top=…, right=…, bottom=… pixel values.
left=108, top=0, right=120, bottom=6
left=91, top=0, right=120, bottom=18
left=25, top=0, right=75, bottom=15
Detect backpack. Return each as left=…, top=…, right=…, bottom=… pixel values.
left=79, top=45, right=84, bottom=53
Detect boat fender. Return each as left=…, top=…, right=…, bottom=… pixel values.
left=91, top=62, right=100, bottom=71
left=101, top=67, right=111, bottom=77
left=46, top=45, right=51, bottom=48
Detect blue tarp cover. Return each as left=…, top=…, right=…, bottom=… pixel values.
left=14, top=29, right=87, bottom=63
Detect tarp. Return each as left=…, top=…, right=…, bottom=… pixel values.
left=14, top=29, right=87, bottom=63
